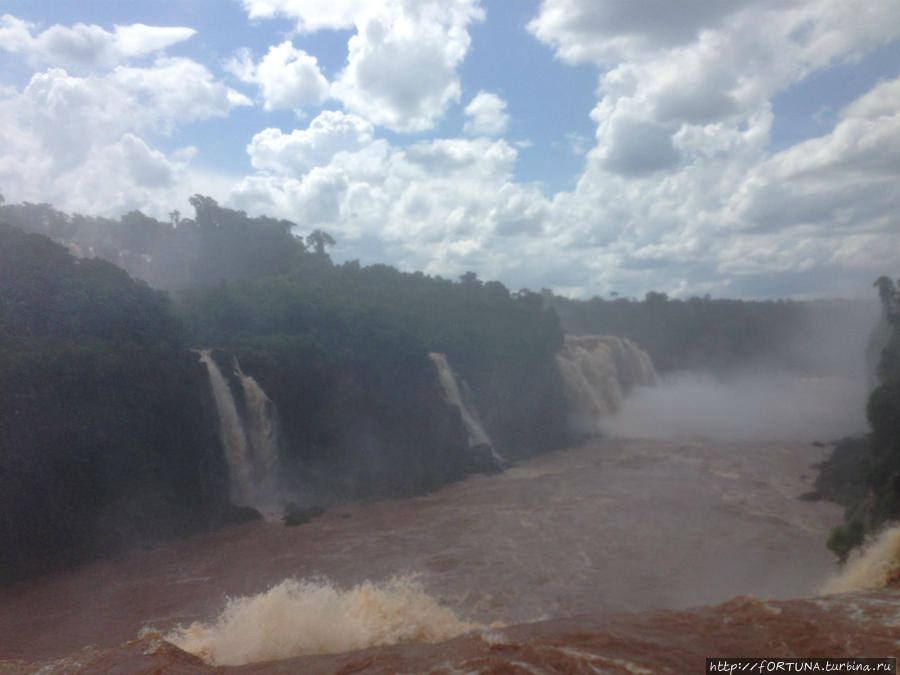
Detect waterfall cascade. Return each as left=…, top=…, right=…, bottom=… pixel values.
left=556, top=335, right=657, bottom=430
left=197, top=350, right=282, bottom=513
left=428, top=352, right=504, bottom=464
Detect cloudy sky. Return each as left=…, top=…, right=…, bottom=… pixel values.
left=1, top=0, right=898, bottom=299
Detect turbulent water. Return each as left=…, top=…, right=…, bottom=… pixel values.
left=1, top=344, right=893, bottom=673
left=165, top=576, right=482, bottom=666
left=822, top=526, right=900, bottom=595
left=2, top=435, right=883, bottom=671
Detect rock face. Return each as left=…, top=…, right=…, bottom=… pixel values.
left=556, top=334, right=657, bottom=431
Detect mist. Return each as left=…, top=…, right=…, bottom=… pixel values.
left=590, top=293, right=880, bottom=442
left=602, top=371, right=869, bottom=441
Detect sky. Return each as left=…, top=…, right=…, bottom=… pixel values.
left=0, top=0, right=898, bottom=300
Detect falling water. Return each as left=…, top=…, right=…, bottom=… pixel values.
left=197, top=350, right=282, bottom=513
left=197, top=350, right=256, bottom=508
left=428, top=352, right=503, bottom=463
left=556, top=335, right=657, bottom=431
left=234, top=359, right=282, bottom=503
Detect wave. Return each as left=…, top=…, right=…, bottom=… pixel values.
left=163, top=576, right=482, bottom=666
left=821, top=525, right=900, bottom=595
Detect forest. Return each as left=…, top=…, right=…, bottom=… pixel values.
left=0, top=195, right=893, bottom=584
left=0, top=223, right=246, bottom=583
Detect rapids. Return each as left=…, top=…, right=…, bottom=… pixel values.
left=0, top=437, right=849, bottom=666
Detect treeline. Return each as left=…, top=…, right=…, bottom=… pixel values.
left=815, top=276, right=900, bottom=559
left=0, top=195, right=303, bottom=293
left=546, top=291, right=876, bottom=374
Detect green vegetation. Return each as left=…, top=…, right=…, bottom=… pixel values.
left=816, top=276, right=900, bottom=560
left=0, top=196, right=302, bottom=293
left=0, top=224, right=247, bottom=585
left=185, top=251, right=568, bottom=502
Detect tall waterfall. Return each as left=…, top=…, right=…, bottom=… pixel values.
left=428, top=352, right=504, bottom=464
left=197, top=350, right=282, bottom=512
left=556, top=335, right=657, bottom=431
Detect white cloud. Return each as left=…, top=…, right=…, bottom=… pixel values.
left=247, top=110, right=374, bottom=174
left=240, top=0, right=485, bottom=133
left=513, top=0, right=900, bottom=298
left=0, top=14, right=196, bottom=70
left=841, top=78, right=900, bottom=120
left=230, top=133, right=552, bottom=279
left=463, top=91, right=510, bottom=136
left=240, top=0, right=365, bottom=32
left=729, top=81, right=900, bottom=235
left=3, top=2, right=899, bottom=302
left=228, top=66, right=900, bottom=298
left=227, top=41, right=329, bottom=111
left=0, top=59, right=249, bottom=217
left=593, top=113, right=680, bottom=175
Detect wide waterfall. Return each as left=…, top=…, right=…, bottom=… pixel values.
left=197, top=350, right=282, bottom=513
left=428, top=352, right=504, bottom=464
left=556, top=335, right=657, bottom=431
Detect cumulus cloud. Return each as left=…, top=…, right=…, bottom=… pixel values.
left=594, top=114, right=680, bottom=175
left=841, top=77, right=900, bottom=120
left=0, top=14, right=196, bottom=70
left=227, top=42, right=329, bottom=110
left=515, top=0, right=900, bottom=298
left=240, top=0, right=484, bottom=132
left=240, top=0, right=365, bottom=32
left=0, top=58, right=249, bottom=216
left=463, top=91, right=510, bottom=136
left=247, top=110, right=374, bottom=174
left=3, top=2, right=899, bottom=302
left=230, top=131, right=552, bottom=279
left=727, top=77, right=900, bottom=238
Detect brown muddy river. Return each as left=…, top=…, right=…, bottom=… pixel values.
left=0, top=437, right=846, bottom=666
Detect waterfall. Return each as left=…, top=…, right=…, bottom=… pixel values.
left=234, top=359, right=282, bottom=504
left=197, top=350, right=282, bottom=512
left=556, top=335, right=657, bottom=431
left=428, top=352, right=503, bottom=464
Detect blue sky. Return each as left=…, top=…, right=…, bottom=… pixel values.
left=1, top=0, right=898, bottom=300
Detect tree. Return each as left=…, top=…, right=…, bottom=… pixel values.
left=306, top=229, right=335, bottom=256
left=459, top=271, right=481, bottom=286
left=189, top=194, right=220, bottom=228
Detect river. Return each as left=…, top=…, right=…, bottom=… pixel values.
left=1, top=435, right=864, bottom=670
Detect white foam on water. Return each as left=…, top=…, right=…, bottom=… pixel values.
left=164, top=576, right=479, bottom=666
left=821, top=526, right=900, bottom=595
